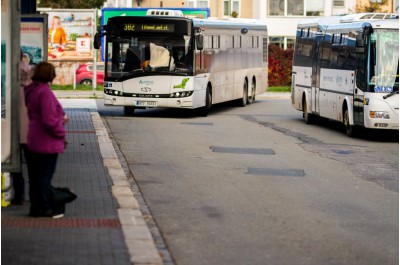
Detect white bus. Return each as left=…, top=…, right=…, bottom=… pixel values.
left=291, top=13, right=399, bottom=136
left=94, top=11, right=268, bottom=116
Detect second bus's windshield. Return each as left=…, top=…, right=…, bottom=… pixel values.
left=106, top=35, right=193, bottom=79
left=369, top=29, right=399, bottom=93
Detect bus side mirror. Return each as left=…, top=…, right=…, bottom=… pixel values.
left=355, top=33, right=364, bottom=54
left=94, top=33, right=101, bottom=50
left=196, top=34, right=204, bottom=51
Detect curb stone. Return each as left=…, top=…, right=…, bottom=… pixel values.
left=91, top=112, right=163, bottom=265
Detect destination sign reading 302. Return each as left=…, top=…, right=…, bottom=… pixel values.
left=123, top=23, right=175, bottom=33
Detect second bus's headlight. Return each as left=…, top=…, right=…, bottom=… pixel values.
left=370, top=111, right=390, bottom=119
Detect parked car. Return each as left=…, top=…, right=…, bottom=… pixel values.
left=76, top=62, right=104, bottom=86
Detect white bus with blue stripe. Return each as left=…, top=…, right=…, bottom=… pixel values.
left=291, top=13, right=398, bottom=136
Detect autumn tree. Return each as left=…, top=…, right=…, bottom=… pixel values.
left=268, top=44, right=294, bottom=86
left=37, top=0, right=104, bottom=9
left=356, top=0, right=389, bottom=12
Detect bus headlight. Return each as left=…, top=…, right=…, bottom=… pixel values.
left=169, top=91, right=193, bottom=98
left=370, top=111, right=390, bottom=119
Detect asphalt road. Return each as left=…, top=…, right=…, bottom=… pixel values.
left=98, top=98, right=399, bottom=265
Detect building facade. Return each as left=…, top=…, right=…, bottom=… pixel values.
left=104, top=0, right=399, bottom=49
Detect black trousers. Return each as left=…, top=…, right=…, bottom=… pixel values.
left=27, top=152, right=59, bottom=215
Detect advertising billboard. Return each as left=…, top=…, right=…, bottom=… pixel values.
left=101, top=7, right=210, bottom=26
left=41, top=10, right=96, bottom=62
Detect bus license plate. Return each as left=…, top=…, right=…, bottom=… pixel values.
left=136, top=101, right=157, bottom=107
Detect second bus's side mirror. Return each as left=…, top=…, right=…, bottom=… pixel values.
left=196, top=34, right=204, bottom=51
left=94, top=33, right=101, bottom=50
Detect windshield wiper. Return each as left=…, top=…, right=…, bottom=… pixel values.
left=383, top=90, right=399, bottom=99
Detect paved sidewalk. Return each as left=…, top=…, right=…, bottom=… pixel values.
left=1, top=104, right=162, bottom=264
left=2, top=90, right=288, bottom=265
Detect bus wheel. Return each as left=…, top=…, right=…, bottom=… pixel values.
left=343, top=108, right=356, bottom=137
left=198, top=85, right=212, bottom=117
left=239, top=80, right=248, bottom=107
left=124, top=106, right=135, bottom=116
left=303, top=97, right=313, bottom=124
left=247, top=80, right=256, bottom=104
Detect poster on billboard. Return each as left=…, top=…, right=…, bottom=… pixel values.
left=21, top=15, right=48, bottom=65
left=40, top=9, right=96, bottom=61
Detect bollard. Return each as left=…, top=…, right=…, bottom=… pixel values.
left=1, top=172, right=12, bottom=207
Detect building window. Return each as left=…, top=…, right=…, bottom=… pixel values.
left=269, top=36, right=295, bottom=50
left=268, top=0, right=285, bottom=15
left=333, top=0, right=345, bottom=7
left=224, top=0, right=240, bottom=17
left=288, top=0, right=304, bottom=15
left=306, top=0, right=324, bottom=16
left=268, top=0, right=324, bottom=16
left=188, top=0, right=209, bottom=8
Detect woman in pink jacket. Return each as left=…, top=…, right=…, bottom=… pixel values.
left=24, top=62, right=70, bottom=218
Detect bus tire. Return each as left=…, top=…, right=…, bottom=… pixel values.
left=303, top=96, right=313, bottom=124
left=198, top=85, right=212, bottom=117
left=343, top=107, right=357, bottom=137
left=239, top=80, right=248, bottom=107
left=124, top=106, right=135, bottom=116
left=247, top=79, right=256, bottom=104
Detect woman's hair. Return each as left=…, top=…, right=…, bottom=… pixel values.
left=31, top=62, right=56, bottom=83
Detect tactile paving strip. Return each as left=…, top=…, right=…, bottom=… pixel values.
left=66, top=130, right=96, bottom=134
left=2, top=217, right=121, bottom=228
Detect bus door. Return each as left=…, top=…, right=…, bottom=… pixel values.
left=354, top=33, right=368, bottom=126
left=353, top=82, right=364, bottom=125
left=311, top=35, right=323, bottom=113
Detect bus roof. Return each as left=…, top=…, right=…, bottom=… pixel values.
left=297, top=13, right=398, bottom=31
left=192, top=18, right=267, bottom=33
left=325, top=18, right=399, bottom=32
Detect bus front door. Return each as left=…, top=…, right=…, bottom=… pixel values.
left=311, top=36, right=323, bottom=113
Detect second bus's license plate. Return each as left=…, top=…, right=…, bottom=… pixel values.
left=136, top=101, right=157, bottom=107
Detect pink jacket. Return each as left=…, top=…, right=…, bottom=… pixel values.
left=24, top=81, right=66, bottom=154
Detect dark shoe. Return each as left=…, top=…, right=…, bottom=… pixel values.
left=11, top=198, right=24, bottom=205
left=30, top=209, right=64, bottom=218
left=29, top=209, right=53, bottom=218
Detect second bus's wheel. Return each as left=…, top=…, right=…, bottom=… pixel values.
left=124, top=106, right=135, bottom=116
left=343, top=107, right=357, bottom=137
left=239, top=80, right=248, bottom=107
left=303, top=97, right=314, bottom=124
left=247, top=80, right=256, bottom=104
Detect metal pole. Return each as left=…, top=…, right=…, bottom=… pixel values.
left=92, top=9, right=97, bottom=95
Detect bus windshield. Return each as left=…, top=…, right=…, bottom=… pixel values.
left=369, top=29, right=399, bottom=93
left=106, top=35, right=193, bottom=79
